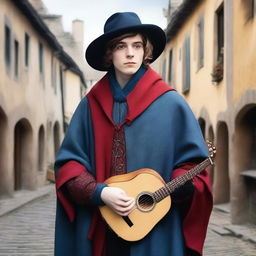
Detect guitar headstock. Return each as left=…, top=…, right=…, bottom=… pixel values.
left=206, top=140, right=216, bottom=160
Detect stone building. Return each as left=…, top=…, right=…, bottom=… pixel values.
left=40, top=16, right=88, bottom=122
left=29, top=0, right=88, bottom=123
left=0, top=0, right=86, bottom=197
left=160, top=0, right=256, bottom=225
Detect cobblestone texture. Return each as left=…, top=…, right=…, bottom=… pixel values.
left=0, top=188, right=256, bottom=255
left=204, top=208, right=256, bottom=255
left=0, top=192, right=55, bottom=256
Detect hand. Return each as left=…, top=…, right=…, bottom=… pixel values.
left=101, top=187, right=135, bottom=216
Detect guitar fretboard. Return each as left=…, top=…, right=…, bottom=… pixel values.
left=153, top=158, right=212, bottom=203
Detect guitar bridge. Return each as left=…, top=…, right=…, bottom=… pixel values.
left=122, top=216, right=133, bottom=227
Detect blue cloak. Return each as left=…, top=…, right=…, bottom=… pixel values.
left=54, top=68, right=212, bottom=256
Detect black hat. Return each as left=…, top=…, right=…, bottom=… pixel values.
left=85, top=12, right=166, bottom=71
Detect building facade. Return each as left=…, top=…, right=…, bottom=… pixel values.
left=0, top=0, right=85, bottom=197
left=161, top=0, right=256, bottom=225
left=28, top=0, right=87, bottom=123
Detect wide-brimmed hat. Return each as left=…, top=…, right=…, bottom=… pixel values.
left=85, top=12, right=166, bottom=71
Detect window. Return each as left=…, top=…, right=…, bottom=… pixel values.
left=253, top=0, right=256, bottom=17
left=80, top=84, right=83, bottom=99
left=51, top=53, right=57, bottom=93
left=168, top=50, right=173, bottom=83
left=216, top=5, right=224, bottom=62
left=25, top=33, right=30, bottom=67
left=198, top=17, right=204, bottom=69
left=212, top=4, right=224, bottom=83
left=243, top=0, right=255, bottom=20
left=14, top=40, right=19, bottom=78
left=39, top=42, right=44, bottom=75
left=183, top=35, right=191, bottom=93
left=255, top=0, right=256, bottom=16
left=162, top=58, right=166, bottom=81
left=5, top=25, right=11, bottom=67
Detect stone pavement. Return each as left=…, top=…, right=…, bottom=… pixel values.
left=0, top=186, right=55, bottom=256
left=204, top=207, right=256, bottom=255
left=0, top=186, right=256, bottom=255
left=0, top=185, right=54, bottom=217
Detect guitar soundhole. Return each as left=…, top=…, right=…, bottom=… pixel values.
left=137, top=192, right=155, bottom=212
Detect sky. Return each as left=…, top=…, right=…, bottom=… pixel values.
left=42, top=0, right=169, bottom=47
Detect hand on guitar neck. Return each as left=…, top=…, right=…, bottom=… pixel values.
left=101, top=186, right=135, bottom=216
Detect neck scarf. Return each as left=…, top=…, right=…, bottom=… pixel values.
left=109, top=65, right=147, bottom=102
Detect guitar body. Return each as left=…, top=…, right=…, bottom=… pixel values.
left=99, top=168, right=171, bottom=241
left=99, top=141, right=216, bottom=242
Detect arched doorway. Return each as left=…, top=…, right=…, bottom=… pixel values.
left=214, top=122, right=230, bottom=204
left=38, top=125, right=45, bottom=172
left=53, top=121, right=60, bottom=158
left=235, top=105, right=256, bottom=224
left=198, top=118, right=206, bottom=138
left=208, top=126, right=215, bottom=186
left=14, top=119, right=33, bottom=191
left=0, top=107, right=8, bottom=196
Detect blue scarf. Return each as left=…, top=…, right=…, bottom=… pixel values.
left=109, top=65, right=147, bottom=102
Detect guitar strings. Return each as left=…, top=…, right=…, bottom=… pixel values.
left=135, top=174, right=190, bottom=206
left=137, top=173, right=194, bottom=206
left=134, top=159, right=211, bottom=206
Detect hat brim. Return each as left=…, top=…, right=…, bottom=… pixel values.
left=85, top=24, right=166, bottom=71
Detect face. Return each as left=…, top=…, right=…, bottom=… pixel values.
left=111, top=34, right=144, bottom=80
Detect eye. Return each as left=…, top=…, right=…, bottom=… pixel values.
left=116, top=44, right=125, bottom=50
left=134, top=43, right=143, bottom=49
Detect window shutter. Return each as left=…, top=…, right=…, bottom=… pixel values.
left=184, top=36, right=191, bottom=92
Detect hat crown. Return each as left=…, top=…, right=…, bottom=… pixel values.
left=104, top=12, right=142, bottom=34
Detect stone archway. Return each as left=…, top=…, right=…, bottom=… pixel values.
left=38, top=125, right=45, bottom=172
left=198, top=117, right=206, bottom=138
left=0, top=107, right=8, bottom=197
left=214, top=122, right=230, bottom=204
left=53, top=121, right=60, bottom=158
left=14, top=119, right=33, bottom=191
left=208, top=126, right=215, bottom=186
left=234, top=105, right=256, bottom=224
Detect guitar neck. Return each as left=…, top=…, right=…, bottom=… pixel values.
left=153, top=158, right=213, bottom=203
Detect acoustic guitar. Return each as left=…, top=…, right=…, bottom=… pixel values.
left=99, top=141, right=216, bottom=241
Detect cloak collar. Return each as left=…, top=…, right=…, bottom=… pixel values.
left=109, top=65, right=147, bottom=102
left=88, top=67, right=173, bottom=126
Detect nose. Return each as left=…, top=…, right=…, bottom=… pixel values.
left=126, top=46, right=134, bottom=58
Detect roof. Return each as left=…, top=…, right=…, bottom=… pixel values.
left=12, top=0, right=86, bottom=87
left=165, top=0, right=202, bottom=42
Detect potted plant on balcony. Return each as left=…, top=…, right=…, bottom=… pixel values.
left=211, top=48, right=224, bottom=83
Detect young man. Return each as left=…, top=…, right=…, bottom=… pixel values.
left=54, top=12, right=213, bottom=256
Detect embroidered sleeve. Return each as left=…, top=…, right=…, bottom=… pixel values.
left=65, top=171, right=97, bottom=205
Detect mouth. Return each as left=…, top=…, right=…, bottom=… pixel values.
left=124, top=62, right=136, bottom=65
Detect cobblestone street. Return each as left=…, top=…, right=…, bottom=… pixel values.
left=205, top=228, right=256, bottom=256
left=0, top=189, right=255, bottom=255
left=0, top=192, right=55, bottom=256
left=205, top=209, right=256, bottom=256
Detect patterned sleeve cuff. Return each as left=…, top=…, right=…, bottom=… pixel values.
left=91, top=183, right=108, bottom=206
